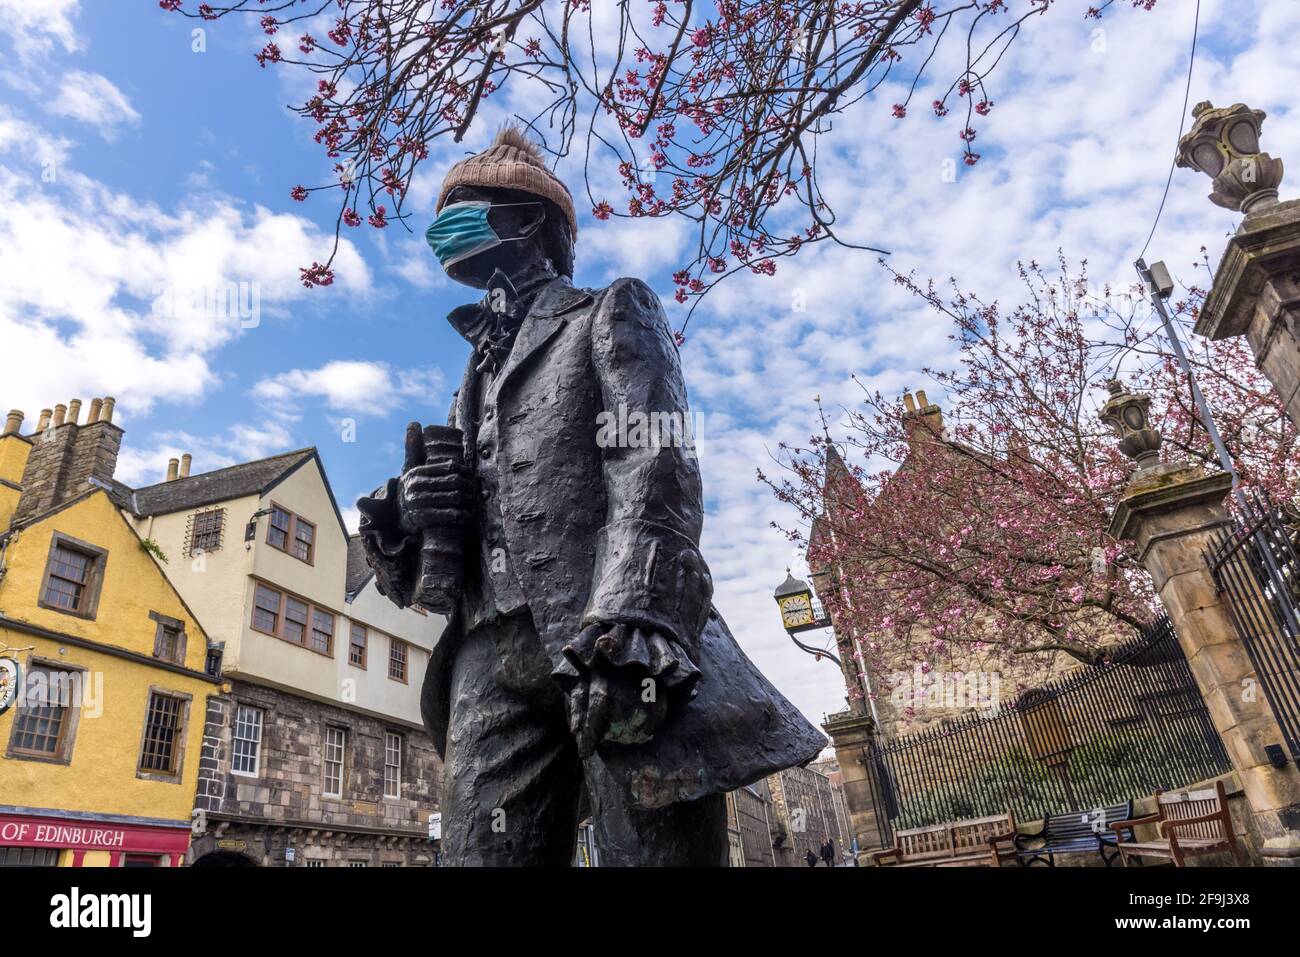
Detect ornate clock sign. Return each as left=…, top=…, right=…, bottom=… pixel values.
left=778, top=592, right=815, bottom=630
left=772, top=570, right=831, bottom=635
left=0, top=657, right=19, bottom=716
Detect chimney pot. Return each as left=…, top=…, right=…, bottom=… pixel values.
left=100, top=397, right=115, bottom=424
left=180, top=453, right=192, bottom=478
left=52, top=404, right=67, bottom=427
left=3, top=410, right=23, bottom=436
left=166, top=458, right=180, bottom=482
left=67, top=399, right=82, bottom=425
left=903, top=393, right=917, bottom=413
left=88, top=398, right=103, bottom=423
left=35, top=409, right=52, bottom=433
left=902, top=391, right=944, bottom=444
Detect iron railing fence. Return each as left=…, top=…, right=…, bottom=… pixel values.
left=1205, top=493, right=1300, bottom=766
left=872, top=615, right=1230, bottom=829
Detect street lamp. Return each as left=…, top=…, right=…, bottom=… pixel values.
left=1098, top=379, right=1162, bottom=470
left=774, top=569, right=839, bottom=666
left=1175, top=101, right=1283, bottom=215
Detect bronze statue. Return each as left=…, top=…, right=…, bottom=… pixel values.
left=358, top=128, right=823, bottom=866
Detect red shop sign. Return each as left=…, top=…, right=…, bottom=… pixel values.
left=0, top=813, right=190, bottom=854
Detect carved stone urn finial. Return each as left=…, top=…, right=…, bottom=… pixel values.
left=1176, top=101, right=1284, bottom=215
left=1099, top=379, right=1162, bottom=470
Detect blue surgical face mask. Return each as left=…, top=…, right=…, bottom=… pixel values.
left=425, top=200, right=544, bottom=269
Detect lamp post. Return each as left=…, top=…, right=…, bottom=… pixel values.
left=1175, top=101, right=1283, bottom=216
left=773, top=569, right=839, bottom=667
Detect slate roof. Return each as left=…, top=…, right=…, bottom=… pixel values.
left=125, top=449, right=316, bottom=517
left=345, top=535, right=374, bottom=599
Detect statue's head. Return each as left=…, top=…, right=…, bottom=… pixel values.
left=429, top=127, right=577, bottom=288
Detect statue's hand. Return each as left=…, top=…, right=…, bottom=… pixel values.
left=396, top=422, right=474, bottom=535
left=561, top=622, right=698, bottom=758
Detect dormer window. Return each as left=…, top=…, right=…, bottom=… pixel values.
left=149, top=612, right=188, bottom=666
left=266, top=503, right=315, bottom=564
left=38, top=533, right=108, bottom=620
left=187, top=508, right=225, bottom=555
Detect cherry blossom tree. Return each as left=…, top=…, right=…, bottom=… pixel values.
left=761, top=254, right=1297, bottom=701
left=159, top=0, right=1157, bottom=303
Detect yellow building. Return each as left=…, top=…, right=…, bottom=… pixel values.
left=0, top=401, right=223, bottom=867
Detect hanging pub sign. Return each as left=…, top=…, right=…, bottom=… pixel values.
left=0, top=657, right=19, bottom=715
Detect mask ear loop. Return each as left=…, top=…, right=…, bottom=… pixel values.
left=489, top=201, right=546, bottom=244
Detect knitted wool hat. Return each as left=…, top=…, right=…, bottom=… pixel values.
left=436, top=126, right=577, bottom=239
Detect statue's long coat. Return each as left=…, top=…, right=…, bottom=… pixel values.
left=359, top=275, right=824, bottom=810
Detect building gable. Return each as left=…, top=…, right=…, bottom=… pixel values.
left=0, top=490, right=211, bottom=671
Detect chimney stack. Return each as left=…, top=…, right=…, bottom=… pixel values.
left=166, top=458, right=180, bottom=482
left=180, top=453, right=192, bottom=478
left=12, top=395, right=125, bottom=527
left=902, top=390, right=944, bottom=443
left=3, top=410, right=23, bottom=437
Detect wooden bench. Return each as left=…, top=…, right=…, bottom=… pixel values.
left=872, top=812, right=1018, bottom=867
left=1110, top=780, right=1245, bottom=867
left=1013, top=802, right=1135, bottom=867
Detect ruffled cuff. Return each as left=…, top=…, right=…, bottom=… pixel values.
left=582, top=519, right=713, bottom=661
left=554, top=624, right=701, bottom=698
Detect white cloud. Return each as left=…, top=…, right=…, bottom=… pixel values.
left=49, top=70, right=140, bottom=139
left=0, top=0, right=81, bottom=60
left=0, top=106, right=372, bottom=427
left=252, top=360, right=442, bottom=417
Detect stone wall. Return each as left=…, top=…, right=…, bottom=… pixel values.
left=870, top=614, right=1073, bottom=740
left=194, top=694, right=229, bottom=814
left=189, top=678, right=443, bottom=866
left=730, top=781, right=775, bottom=867
left=768, top=763, right=851, bottom=865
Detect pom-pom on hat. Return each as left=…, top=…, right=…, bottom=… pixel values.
left=436, top=126, right=577, bottom=238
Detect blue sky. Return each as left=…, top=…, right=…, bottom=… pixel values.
left=2, top=0, right=1297, bottom=725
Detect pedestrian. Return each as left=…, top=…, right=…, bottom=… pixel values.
left=805, top=849, right=818, bottom=867
left=821, top=839, right=835, bottom=866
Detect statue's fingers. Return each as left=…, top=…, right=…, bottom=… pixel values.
left=579, top=670, right=611, bottom=758
left=404, top=475, right=472, bottom=496
left=408, top=507, right=469, bottom=527
left=565, top=684, right=587, bottom=738
left=407, top=491, right=467, bottom=510
left=418, top=453, right=465, bottom=474
left=405, top=471, right=473, bottom=490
